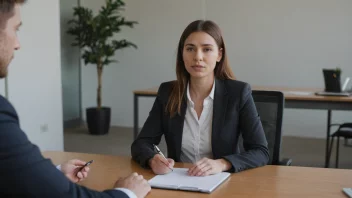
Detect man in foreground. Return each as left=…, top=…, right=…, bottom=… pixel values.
left=0, top=1, right=151, bottom=197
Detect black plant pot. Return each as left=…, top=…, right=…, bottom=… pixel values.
left=86, top=107, right=111, bottom=135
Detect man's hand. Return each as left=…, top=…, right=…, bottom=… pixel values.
left=60, top=159, right=90, bottom=183
left=188, top=158, right=231, bottom=176
left=114, top=172, right=151, bottom=198
left=149, top=154, right=174, bottom=175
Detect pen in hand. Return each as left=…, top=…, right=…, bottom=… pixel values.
left=76, top=160, right=94, bottom=176
left=153, top=144, right=173, bottom=172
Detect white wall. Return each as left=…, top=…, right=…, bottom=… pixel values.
left=81, top=0, right=352, bottom=138
left=205, top=0, right=352, bottom=138
left=7, top=0, right=63, bottom=151
left=0, top=79, right=5, bottom=96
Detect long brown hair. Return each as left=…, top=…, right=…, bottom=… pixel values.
left=166, top=20, right=235, bottom=117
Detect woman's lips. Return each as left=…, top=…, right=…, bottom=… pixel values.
left=191, top=65, right=205, bottom=72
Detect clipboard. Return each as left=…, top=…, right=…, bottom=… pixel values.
left=148, top=168, right=231, bottom=193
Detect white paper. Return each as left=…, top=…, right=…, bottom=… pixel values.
left=148, top=168, right=230, bottom=193
left=285, top=91, right=312, bottom=96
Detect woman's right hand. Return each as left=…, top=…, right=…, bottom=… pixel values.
left=149, top=154, right=175, bottom=175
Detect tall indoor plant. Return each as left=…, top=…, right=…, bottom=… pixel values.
left=67, top=0, right=137, bottom=135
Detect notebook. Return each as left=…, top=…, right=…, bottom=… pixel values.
left=148, top=168, right=231, bottom=193
left=343, top=188, right=352, bottom=198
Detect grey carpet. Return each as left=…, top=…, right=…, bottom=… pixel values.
left=64, top=126, right=352, bottom=169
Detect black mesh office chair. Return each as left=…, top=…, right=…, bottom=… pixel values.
left=328, top=123, right=352, bottom=168
left=251, top=90, right=292, bottom=166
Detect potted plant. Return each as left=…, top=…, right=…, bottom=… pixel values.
left=67, top=0, right=137, bottom=135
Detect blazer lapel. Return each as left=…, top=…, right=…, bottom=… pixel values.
left=212, top=79, right=228, bottom=158
left=169, top=98, right=187, bottom=161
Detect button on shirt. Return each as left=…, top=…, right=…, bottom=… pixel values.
left=180, top=81, right=215, bottom=163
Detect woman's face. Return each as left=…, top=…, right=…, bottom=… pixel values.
left=182, top=31, right=222, bottom=80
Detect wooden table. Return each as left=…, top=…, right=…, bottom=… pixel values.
left=133, top=86, right=352, bottom=168
left=43, top=151, right=352, bottom=198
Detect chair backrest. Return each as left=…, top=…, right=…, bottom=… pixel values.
left=251, top=90, right=284, bottom=165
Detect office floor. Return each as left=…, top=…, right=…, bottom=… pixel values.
left=64, top=126, right=352, bottom=169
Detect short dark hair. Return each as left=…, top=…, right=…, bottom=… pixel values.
left=0, top=0, right=26, bottom=13
left=0, top=0, right=26, bottom=29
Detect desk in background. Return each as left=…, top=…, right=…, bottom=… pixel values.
left=133, top=86, right=352, bottom=168
left=43, top=151, right=352, bottom=198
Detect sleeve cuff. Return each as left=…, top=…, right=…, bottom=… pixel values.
left=115, top=188, right=137, bottom=198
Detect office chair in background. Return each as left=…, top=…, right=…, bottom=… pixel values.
left=238, top=90, right=292, bottom=166
left=328, top=123, right=352, bottom=168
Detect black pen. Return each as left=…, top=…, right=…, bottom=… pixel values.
left=153, top=144, right=173, bottom=171
left=77, top=160, right=94, bottom=175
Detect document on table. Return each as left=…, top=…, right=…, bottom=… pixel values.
left=148, top=168, right=231, bottom=193
left=284, top=91, right=313, bottom=96
left=343, top=188, right=352, bottom=198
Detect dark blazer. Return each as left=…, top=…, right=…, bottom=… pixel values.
left=131, top=79, right=269, bottom=173
left=0, top=95, right=128, bottom=198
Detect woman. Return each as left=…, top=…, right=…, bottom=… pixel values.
left=131, top=20, right=269, bottom=176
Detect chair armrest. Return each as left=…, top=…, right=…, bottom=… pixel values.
left=279, top=158, right=292, bottom=166
left=340, top=123, right=352, bottom=129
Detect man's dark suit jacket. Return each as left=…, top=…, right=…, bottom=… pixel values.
left=0, top=95, right=128, bottom=198
left=131, top=79, right=269, bottom=173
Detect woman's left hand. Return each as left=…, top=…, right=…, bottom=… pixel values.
left=188, top=158, right=231, bottom=176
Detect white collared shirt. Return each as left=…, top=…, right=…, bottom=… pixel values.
left=180, top=80, right=215, bottom=163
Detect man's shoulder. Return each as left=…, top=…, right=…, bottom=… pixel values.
left=0, top=95, right=18, bottom=120
left=0, top=94, right=11, bottom=104
left=0, top=94, right=8, bottom=103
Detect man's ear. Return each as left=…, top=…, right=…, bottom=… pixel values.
left=217, top=48, right=223, bottom=62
